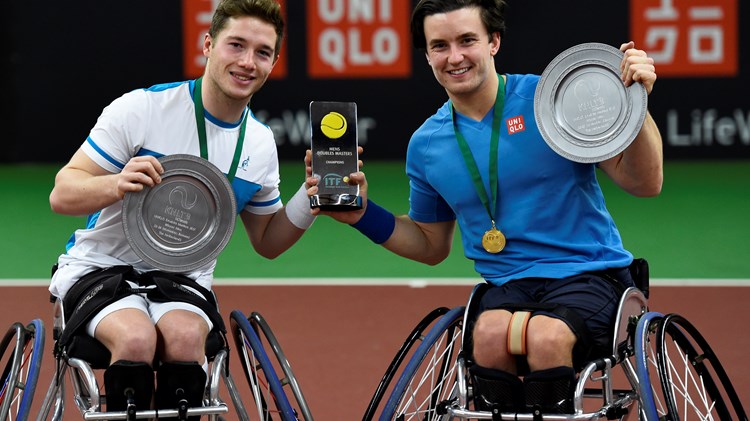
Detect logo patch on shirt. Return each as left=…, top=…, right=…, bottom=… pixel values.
left=506, top=115, right=526, bottom=135
left=240, top=156, right=250, bottom=171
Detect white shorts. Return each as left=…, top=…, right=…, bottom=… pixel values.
left=86, top=281, right=214, bottom=337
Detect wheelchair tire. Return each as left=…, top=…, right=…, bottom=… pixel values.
left=655, top=313, right=747, bottom=420
left=363, top=307, right=450, bottom=421
left=634, top=311, right=663, bottom=420
left=0, top=319, right=45, bottom=421
left=229, top=310, right=297, bottom=421
left=379, top=306, right=465, bottom=421
left=248, top=311, right=313, bottom=421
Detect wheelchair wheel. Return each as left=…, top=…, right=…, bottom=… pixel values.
left=248, top=312, right=312, bottom=421
left=363, top=307, right=450, bottom=421
left=0, top=320, right=45, bottom=421
left=634, top=311, right=663, bottom=420
left=379, top=306, right=465, bottom=421
left=655, top=313, right=747, bottom=420
left=229, top=310, right=297, bottom=421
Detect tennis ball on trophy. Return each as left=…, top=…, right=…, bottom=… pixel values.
left=320, top=112, right=347, bottom=139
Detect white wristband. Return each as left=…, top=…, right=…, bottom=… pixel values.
left=285, top=183, right=316, bottom=229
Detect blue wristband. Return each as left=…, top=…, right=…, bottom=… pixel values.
left=350, top=200, right=396, bottom=244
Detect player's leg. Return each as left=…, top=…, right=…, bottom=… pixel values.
left=469, top=280, right=540, bottom=412
left=89, top=295, right=157, bottom=413
left=153, top=305, right=211, bottom=421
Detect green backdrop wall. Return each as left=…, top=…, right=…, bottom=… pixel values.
left=2, top=161, right=748, bottom=280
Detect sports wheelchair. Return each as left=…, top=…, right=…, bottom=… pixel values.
left=365, top=260, right=747, bottom=420
left=28, top=297, right=313, bottom=421
left=0, top=276, right=313, bottom=421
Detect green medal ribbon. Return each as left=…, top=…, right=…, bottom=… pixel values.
left=192, top=76, right=247, bottom=183
left=451, top=73, right=505, bottom=231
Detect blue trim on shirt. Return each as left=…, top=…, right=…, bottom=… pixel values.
left=249, top=197, right=281, bottom=207
left=188, top=79, right=248, bottom=128
left=205, top=109, right=247, bottom=128
left=247, top=109, right=271, bottom=129
left=65, top=212, right=101, bottom=252
left=145, top=81, right=187, bottom=93
left=87, top=137, right=124, bottom=170
left=135, top=148, right=164, bottom=158
left=231, top=177, right=277, bottom=214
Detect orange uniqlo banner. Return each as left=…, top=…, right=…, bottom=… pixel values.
left=630, top=0, right=738, bottom=77
left=182, top=0, right=287, bottom=79
left=307, top=0, right=411, bottom=78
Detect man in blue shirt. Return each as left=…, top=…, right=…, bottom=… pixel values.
left=307, top=0, right=662, bottom=414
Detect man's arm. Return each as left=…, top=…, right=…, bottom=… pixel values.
left=239, top=207, right=307, bottom=260
left=598, top=41, right=663, bottom=198
left=49, top=149, right=163, bottom=216
left=305, top=160, right=456, bottom=266
left=385, top=215, right=456, bottom=265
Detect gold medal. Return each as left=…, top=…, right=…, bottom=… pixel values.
left=482, top=226, right=506, bottom=253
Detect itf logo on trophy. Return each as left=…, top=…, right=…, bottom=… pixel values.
left=309, top=101, right=362, bottom=210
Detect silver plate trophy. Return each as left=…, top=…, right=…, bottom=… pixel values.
left=122, top=154, right=237, bottom=272
left=534, top=42, right=648, bottom=163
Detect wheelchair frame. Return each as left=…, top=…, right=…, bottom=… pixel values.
left=8, top=297, right=313, bottom=421
left=34, top=298, right=244, bottom=421
left=367, top=283, right=748, bottom=421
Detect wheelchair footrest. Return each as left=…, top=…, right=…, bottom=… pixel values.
left=103, top=360, right=154, bottom=413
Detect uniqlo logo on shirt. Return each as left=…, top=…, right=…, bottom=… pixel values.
left=630, top=0, right=738, bottom=77
left=506, top=115, right=526, bottom=135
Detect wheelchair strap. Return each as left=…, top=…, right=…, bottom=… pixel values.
left=140, top=271, right=226, bottom=334
left=497, top=302, right=593, bottom=365
left=59, top=265, right=135, bottom=350
left=507, top=311, right=531, bottom=355
left=57, top=266, right=226, bottom=353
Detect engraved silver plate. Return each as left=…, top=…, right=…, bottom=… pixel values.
left=534, top=42, right=648, bottom=163
left=122, top=154, right=237, bottom=272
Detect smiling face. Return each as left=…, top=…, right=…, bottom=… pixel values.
left=423, top=6, right=500, bottom=105
left=202, top=15, right=278, bottom=110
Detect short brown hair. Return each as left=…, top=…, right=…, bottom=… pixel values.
left=209, top=0, right=285, bottom=58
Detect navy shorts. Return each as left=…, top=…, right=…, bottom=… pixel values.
left=476, top=268, right=635, bottom=363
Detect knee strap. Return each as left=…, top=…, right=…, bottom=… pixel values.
left=497, top=302, right=593, bottom=367
left=103, top=360, right=154, bottom=413
left=156, top=361, right=206, bottom=421
left=507, top=311, right=531, bottom=355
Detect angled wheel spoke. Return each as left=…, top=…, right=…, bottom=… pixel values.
left=640, top=313, right=748, bottom=421
left=381, top=306, right=464, bottom=421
